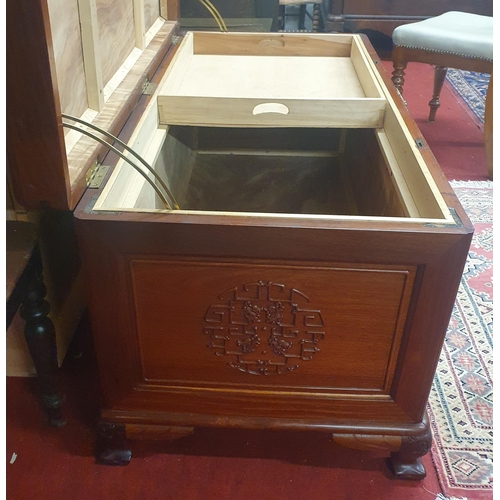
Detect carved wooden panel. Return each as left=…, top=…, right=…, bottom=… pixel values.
left=129, top=258, right=416, bottom=394
left=204, top=281, right=325, bottom=375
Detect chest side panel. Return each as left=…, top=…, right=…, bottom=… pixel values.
left=130, top=259, right=414, bottom=394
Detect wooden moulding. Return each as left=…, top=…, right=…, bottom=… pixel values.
left=157, top=32, right=387, bottom=128
left=65, top=19, right=178, bottom=207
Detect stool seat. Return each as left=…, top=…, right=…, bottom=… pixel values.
left=393, top=11, right=493, bottom=61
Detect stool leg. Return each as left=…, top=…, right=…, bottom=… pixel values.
left=391, top=46, right=407, bottom=95
left=278, top=5, right=285, bottom=31
left=428, top=66, right=448, bottom=123
left=20, top=246, right=65, bottom=427
left=298, top=4, right=307, bottom=30
left=312, top=4, right=321, bottom=32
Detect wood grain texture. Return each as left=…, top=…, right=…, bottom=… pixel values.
left=164, top=0, right=179, bottom=19
left=130, top=259, right=414, bottom=388
left=46, top=0, right=88, bottom=119
left=78, top=0, right=106, bottom=111
left=144, top=0, right=160, bottom=31
left=193, top=31, right=354, bottom=57
left=6, top=0, right=177, bottom=211
left=66, top=21, right=177, bottom=208
left=75, top=208, right=471, bottom=426
left=344, top=129, right=408, bottom=218
left=6, top=0, right=71, bottom=210
left=97, top=0, right=136, bottom=86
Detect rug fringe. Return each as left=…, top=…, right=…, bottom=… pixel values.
left=434, top=494, right=468, bottom=500
left=450, top=180, right=493, bottom=188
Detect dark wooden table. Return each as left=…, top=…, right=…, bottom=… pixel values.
left=6, top=221, right=65, bottom=427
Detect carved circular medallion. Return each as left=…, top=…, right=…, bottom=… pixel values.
left=203, top=281, right=325, bottom=375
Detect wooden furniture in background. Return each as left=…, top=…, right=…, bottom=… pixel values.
left=391, top=12, right=493, bottom=178
left=278, top=0, right=323, bottom=32
left=322, top=0, right=493, bottom=37
left=6, top=221, right=65, bottom=427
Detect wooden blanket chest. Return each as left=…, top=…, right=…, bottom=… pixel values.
left=7, top=0, right=472, bottom=479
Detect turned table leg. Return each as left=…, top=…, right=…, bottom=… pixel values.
left=19, top=246, right=65, bottom=427
left=391, top=46, right=407, bottom=95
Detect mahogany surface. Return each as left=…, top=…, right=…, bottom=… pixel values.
left=323, top=0, right=492, bottom=36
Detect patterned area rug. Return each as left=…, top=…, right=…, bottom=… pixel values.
left=446, top=69, right=490, bottom=123
left=428, top=181, right=493, bottom=499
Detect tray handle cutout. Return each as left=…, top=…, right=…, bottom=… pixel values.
left=258, top=38, right=285, bottom=48
left=253, top=103, right=290, bottom=115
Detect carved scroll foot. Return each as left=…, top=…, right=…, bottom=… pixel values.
left=389, top=426, right=432, bottom=480
left=96, top=422, right=132, bottom=466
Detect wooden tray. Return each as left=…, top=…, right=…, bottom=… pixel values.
left=157, top=32, right=387, bottom=127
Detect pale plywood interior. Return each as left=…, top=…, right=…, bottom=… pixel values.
left=65, top=20, right=177, bottom=188
left=157, top=32, right=386, bottom=128
left=145, top=0, right=161, bottom=31
left=95, top=123, right=450, bottom=225
left=47, top=0, right=88, bottom=124
left=161, top=33, right=380, bottom=100
left=191, top=32, right=354, bottom=57
left=163, top=55, right=367, bottom=99
left=97, top=0, right=136, bottom=86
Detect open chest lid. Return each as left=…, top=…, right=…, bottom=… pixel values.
left=7, top=0, right=180, bottom=211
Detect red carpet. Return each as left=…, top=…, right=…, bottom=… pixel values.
left=7, top=333, right=444, bottom=500
left=381, top=60, right=489, bottom=181
left=7, top=60, right=488, bottom=500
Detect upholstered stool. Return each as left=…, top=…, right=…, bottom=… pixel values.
left=391, top=11, right=493, bottom=177
left=278, top=0, right=322, bottom=32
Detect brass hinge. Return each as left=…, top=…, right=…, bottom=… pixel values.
left=172, top=35, right=182, bottom=45
left=86, top=162, right=110, bottom=189
left=84, top=195, right=121, bottom=215
left=142, top=79, right=158, bottom=95
left=423, top=207, right=463, bottom=228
